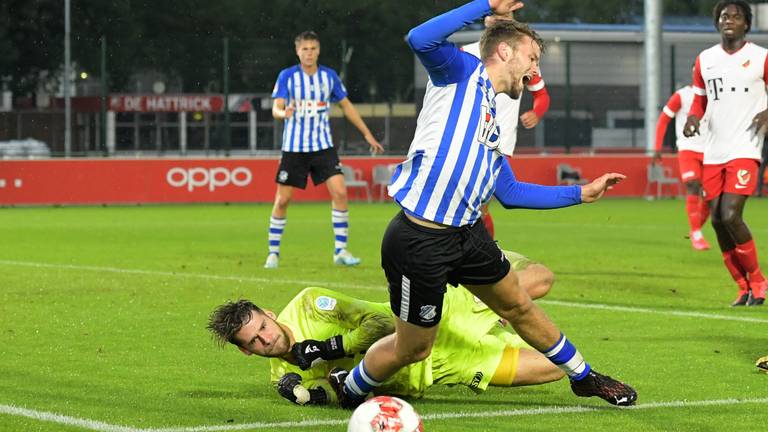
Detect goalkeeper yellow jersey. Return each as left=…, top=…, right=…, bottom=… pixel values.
left=270, top=286, right=524, bottom=401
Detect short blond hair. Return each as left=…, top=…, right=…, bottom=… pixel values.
left=479, top=20, right=543, bottom=61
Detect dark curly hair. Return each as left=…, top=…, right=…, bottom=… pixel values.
left=207, top=299, right=263, bottom=347
left=713, top=1, right=752, bottom=33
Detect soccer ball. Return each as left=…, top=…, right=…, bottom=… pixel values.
left=347, top=396, right=424, bottom=432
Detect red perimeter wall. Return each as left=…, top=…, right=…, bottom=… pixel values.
left=0, top=155, right=678, bottom=206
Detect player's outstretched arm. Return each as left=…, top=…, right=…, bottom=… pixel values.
left=288, top=288, right=394, bottom=371
left=580, top=173, right=625, bottom=203
left=407, top=0, right=519, bottom=85
left=494, top=158, right=583, bottom=209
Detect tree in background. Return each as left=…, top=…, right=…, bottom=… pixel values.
left=0, top=0, right=722, bottom=103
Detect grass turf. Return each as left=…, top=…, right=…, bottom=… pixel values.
left=0, top=199, right=766, bottom=431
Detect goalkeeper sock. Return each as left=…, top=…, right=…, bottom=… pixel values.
left=332, top=209, right=349, bottom=255
left=268, top=216, right=286, bottom=256
left=344, top=360, right=382, bottom=399
left=542, top=333, right=591, bottom=381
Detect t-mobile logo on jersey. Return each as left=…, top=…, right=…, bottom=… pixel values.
left=707, top=77, right=724, bottom=101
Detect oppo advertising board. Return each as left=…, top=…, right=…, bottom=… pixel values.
left=0, top=159, right=284, bottom=205
left=0, top=156, right=666, bottom=205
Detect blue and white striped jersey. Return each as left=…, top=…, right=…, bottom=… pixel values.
left=388, top=0, right=506, bottom=227
left=272, top=65, right=347, bottom=153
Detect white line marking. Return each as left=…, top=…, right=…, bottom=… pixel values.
left=539, top=300, right=768, bottom=324
left=1, top=259, right=766, bottom=324
left=0, top=259, right=385, bottom=292
left=2, top=397, right=768, bottom=432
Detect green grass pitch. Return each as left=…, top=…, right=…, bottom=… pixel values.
left=0, top=199, right=766, bottom=431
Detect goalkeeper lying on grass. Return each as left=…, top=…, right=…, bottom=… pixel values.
left=207, top=251, right=565, bottom=406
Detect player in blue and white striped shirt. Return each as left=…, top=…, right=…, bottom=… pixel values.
left=265, top=31, right=384, bottom=270
left=331, top=0, right=637, bottom=409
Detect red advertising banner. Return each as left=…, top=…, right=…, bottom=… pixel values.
left=0, top=156, right=672, bottom=206
left=108, top=95, right=225, bottom=112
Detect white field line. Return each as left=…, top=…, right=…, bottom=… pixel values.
left=2, top=259, right=767, bottom=324
left=1, top=397, right=767, bottom=432
left=538, top=300, right=768, bottom=324
left=0, top=259, right=383, bottom=291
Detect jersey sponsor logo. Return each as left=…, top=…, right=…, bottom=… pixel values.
left=707, top=77, right=724, bottom=101
left=315, top=296, right=337, bottom=311
left=469, top=371, right=484, bottom=390
left=166, top=167, right=252, bottom=192
left=294, top=100, right=328, bottom=117
left=419, top=305, right=437, bottom=322
left=735, top=169, right=751, bottom=189
left=477, top=104, right=500, bottom=149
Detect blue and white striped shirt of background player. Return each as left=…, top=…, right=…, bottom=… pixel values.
left=271, top=65, right=347, bottom=153
left=388, top=0, right=581, bottom=227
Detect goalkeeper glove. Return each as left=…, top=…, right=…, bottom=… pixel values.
left=276, top=373, right=328, bottom=406
left=291, top=335, right=345, bottom=370
left=757, top=356, right=768, bottom=373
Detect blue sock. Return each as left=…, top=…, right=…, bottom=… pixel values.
left=344, top=360, right=382, bottom=398
left=268, top=216, right=286, bottom=256
left=542, top=333, right=591, bottom=381
left=332, top=209, right=348, bottom=255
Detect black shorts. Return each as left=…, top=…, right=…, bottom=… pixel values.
left=275, top=147, right=342, bottom=189
left=381, top=211, right=511, bottom=328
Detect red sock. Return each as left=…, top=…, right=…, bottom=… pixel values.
left=734, top=239, right=766, bottom=284
left=685, top=195, right=702, bottom=232
left=482, top=212, right=495, bottom=239
left=722, top=249, right=749, bottom=290
left=699, top=198, right=710, bottom=226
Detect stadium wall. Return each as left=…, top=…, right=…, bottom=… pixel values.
left=0, top=155, right=677, bottom=205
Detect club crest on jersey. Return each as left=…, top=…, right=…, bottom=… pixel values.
left=477, top=105, right=500, bottom=149
left=315, top=296, right=337, bottom=311
left=743, top=60, right=751, bottom=68
left=736, top=169, right=751, bottom=188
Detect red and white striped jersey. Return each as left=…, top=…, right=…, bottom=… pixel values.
left=462, top=41, right=548, bottom=156
left=691, top=42, right=768, bottom=164
left=660, top=86, right=706, bottom=153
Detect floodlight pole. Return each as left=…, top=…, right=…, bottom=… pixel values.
left=644, top=0, right=662, bottom=155
left=223, top=37, right=231, bottom=156
left=64, top=0, right=72, bottom=157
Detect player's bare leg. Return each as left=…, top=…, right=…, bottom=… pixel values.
left=326, top=173, right=360, bottom=266
left=684, top=179, right=710, bottom=250
left=712, top=193, right=766, bottom=305
left=465, top=271, right=637, bottom=406
left=265, top=184, right=295, bottom=268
